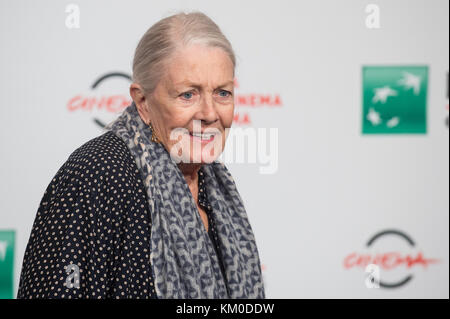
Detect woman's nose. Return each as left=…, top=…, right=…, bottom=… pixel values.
left=198, top=96, right=219, bottom=123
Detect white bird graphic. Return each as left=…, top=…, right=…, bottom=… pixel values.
left=367, top=107, right=382, bottom=126
left=398, top=72, right=421, bottom=95
left=372, top=86, right=398, bottom=103
left=386, top=117, right=400, bottom=128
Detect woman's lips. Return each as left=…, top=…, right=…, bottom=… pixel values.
left=188, top=132, right=216, bottom=143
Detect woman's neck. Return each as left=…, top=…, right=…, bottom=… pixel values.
left=178, top=163, right=202, bottom=188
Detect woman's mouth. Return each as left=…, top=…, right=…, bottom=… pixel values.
left=189, top=132, right=216, bottom=143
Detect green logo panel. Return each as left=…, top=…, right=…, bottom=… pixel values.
left=362, top=66, right=428, bottom=134
left=0, top=230, right=15, bottom=299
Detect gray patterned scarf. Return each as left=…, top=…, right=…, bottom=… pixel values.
left=105, top=103, right=265, bottom=299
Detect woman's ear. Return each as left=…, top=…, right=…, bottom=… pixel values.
left=130, top=83, right=150, bottom=124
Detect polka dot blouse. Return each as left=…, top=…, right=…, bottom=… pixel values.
left=17, top=131, right=224, bottom=299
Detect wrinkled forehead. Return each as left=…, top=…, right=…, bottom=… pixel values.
left=162, top=44, right=234, bottom=89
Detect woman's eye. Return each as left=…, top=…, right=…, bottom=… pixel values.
left=218, top=90, right=231, bottom=97
left=180, top=91, right=194, bottom=99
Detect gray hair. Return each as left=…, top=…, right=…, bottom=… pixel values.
left=132, top=11, right=236, bottom=95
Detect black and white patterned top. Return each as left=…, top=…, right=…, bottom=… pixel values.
left=17, top=131, right=224, bottom=299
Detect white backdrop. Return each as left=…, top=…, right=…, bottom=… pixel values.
left=0, top=0, right=448, bottom=298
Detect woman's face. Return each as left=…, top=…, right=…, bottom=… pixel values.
left=145, top=44, right=235, bottom=164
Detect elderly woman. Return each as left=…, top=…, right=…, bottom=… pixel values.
left=17, top=12, right=265, bottom=299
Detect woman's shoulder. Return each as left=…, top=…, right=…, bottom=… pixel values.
left=43, top=131, right=145, bottom=202
left=67, top=131, right=133, bottom=168
left=62, top=131, right=140, bottom=182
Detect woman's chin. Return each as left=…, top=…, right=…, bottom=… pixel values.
left=168, top=140, right=224, bottom=164
left=186, top=151, right=219, bottom=164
